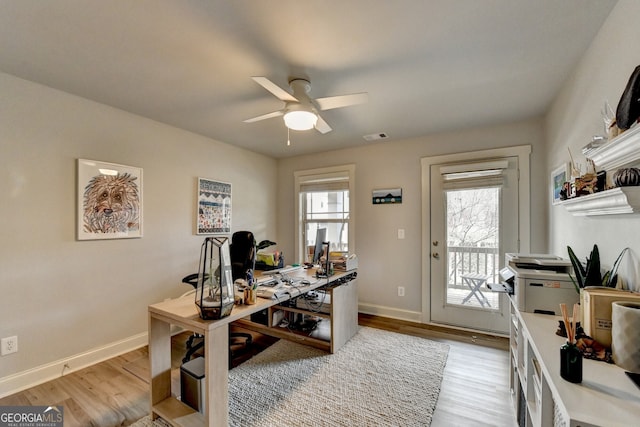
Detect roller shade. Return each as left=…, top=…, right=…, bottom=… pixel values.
left=299, top=172, right=350, bottom=193
left=441, top=160, right=508, bottom=190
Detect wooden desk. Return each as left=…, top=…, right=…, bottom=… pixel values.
left=148, top=268, right=357, bottom=427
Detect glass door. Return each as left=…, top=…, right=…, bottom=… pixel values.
left=430, top=157, right=519, bottom=333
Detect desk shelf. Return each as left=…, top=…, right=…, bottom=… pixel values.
left=235, top=318, right=331, bottom=352
left=153, top=398, right=203, bottom=427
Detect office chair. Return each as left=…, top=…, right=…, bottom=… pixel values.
left=181, top=231, right=257, bottom=365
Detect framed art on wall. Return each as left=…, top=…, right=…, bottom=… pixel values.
left=77, top=159, right=143, bottom=240
left=197, top=178, right=232, bottom=234
left=372, top=188, right=402, bottom=204
left=551, top=163, right=570, bottom=205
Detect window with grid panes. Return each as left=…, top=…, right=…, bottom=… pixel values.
left=295, top=165, right=354, bottom=263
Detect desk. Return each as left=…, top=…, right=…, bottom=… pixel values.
left=461, top=273, right=491, bottom=307
left=148, top=268, right=358, bottom=427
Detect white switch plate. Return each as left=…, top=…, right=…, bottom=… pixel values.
left=398, top=286, right=405, bottom=297
left=397, top=229, right=405, bottom=239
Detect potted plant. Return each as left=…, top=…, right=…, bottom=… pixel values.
left=566, top=244, right=628, bottom=293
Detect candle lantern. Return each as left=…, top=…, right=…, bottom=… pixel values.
left=195, top=237, right=235, bottom=320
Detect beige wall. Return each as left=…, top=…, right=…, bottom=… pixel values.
left=546, top=0, right=640, bottom=290
left=277, top=120, right=547, bottom=320
left=0, top=72, right=278, bottom=384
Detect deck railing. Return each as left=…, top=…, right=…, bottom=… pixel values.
left=447, top=245, right=499, bottom=288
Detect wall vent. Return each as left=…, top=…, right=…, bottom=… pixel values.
left=363, top=132, right=389, bottom=141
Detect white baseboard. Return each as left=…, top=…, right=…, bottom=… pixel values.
left=0, top=332, right=148, bottom=399
left=358, top=303, right=422, bottom=323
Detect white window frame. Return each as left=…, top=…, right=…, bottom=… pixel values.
left=294, top=164, right=356, bottom=264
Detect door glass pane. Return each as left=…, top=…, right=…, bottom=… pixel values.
left=445, top=187, right=500, bottom=309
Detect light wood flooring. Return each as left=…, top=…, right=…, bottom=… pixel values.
left=0, top=315, right=516, bottom=427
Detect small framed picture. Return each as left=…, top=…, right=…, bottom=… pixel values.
left=197, top=178, right=232, bottom=234
left=77, top=159, right=143, bottom=240
left=551, top=163, right=570, bottom=205
left=372, top=188, right=402, bottom=204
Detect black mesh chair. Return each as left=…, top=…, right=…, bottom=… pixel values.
left=181, top=231, right=256, bottom=365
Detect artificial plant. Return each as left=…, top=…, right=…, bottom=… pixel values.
left=566, top=244, right=628, bottom=293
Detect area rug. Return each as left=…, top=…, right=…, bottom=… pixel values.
left=131, top=326, right=449, bottom=427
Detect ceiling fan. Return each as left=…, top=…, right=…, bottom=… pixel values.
left=243, top=76, right=368, bottom=134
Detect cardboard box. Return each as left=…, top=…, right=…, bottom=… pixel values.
left=582, top=287, right=640, bottom=347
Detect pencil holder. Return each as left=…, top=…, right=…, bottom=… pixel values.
left=244, top=289, right=257, bottom=305
left=560, top=342, right=582, bottom=383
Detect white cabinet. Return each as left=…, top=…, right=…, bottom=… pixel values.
left=510, top=302, right=640, bottom=427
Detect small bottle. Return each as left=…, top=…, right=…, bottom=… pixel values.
left=560, top=342, right=583, bottom=383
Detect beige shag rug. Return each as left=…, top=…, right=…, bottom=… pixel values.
left=131, top=326, right=449, bottom=427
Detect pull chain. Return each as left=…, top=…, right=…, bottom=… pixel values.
left=287, top=127, right=291, bottom=146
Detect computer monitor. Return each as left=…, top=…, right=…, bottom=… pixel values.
left=312, top=228, right=327, bottom=264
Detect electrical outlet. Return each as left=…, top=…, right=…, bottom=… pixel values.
left=1, top=336, right=18, bottom=355
left=398, top=286, right=405, bottom=297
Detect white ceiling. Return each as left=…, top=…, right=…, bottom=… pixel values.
left=0, top=0, right=617, bottom=158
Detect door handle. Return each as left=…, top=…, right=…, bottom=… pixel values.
left=432, top=252, right=439, bottom=259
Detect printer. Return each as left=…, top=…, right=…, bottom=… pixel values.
left=500, top=253, right=579, bottom=315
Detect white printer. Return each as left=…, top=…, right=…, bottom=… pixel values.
left=500, top=253, right=579, bottom=315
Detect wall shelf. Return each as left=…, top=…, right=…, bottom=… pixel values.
left=561, top=123, right=640, bottom=216
left=560, top=187, right=640, bottom=216
left=587, top=124, right=640, bottom=170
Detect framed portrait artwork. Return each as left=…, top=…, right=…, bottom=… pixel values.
left=77, top=159, right=143, bottom=240
left=551, top=163, right=570, bottom=205
left=197, top=178, right=232, bottom=234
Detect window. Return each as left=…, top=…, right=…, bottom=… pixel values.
left=294, top=165, right=355, bottom=263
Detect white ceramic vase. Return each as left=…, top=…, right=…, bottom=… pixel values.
left=611, top=301, right=640, bottom=372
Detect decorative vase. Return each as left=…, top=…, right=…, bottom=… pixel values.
left=613, top=167, right=640, bottom=187
left=560, top=342, right=583, bottom=383
left=611, top=301, right=640, bottom=372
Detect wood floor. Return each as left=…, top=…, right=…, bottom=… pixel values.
left=0, top=315, right=516, bottom=427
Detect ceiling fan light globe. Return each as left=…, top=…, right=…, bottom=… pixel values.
left=283, top=110, right=317, bottom=131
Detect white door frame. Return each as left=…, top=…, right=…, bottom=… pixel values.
left=420, top=145, right=531, bottom=327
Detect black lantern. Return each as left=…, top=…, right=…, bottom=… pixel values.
left=195, top=237, right=235, bottom=320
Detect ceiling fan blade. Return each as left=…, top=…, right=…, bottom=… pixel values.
left=243, top=110, right=284, bottom=123
left=251, top=77, right=298, bottom=102
left=315, top=92, right=368, bottom=111
left=315, top=114, right=332, bottom=134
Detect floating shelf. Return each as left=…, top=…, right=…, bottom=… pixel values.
left=560, top=187, right=640, bottom=216
left=587, top=124, right=640, bottom=170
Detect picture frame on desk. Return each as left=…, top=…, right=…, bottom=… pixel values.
left=551, top=163, right=569, bottom=205
left=196, top=177, right=232, bottom=234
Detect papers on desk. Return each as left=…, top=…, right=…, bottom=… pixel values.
left=330, top=253, right=358, bottom=271
left=256, top=286, right=288, bottom=299
left=256, top=275, right=321, bottom=300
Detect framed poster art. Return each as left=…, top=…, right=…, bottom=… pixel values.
left=551, top=163, right=570, bottom=205
left=197, top=178, right=232, bottom=234
left=77, top=159, right=143, bottom=240
left=372, top=187, right=402, bottom=204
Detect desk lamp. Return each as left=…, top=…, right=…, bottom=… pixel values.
left=195, top=237, right=234, bottom=320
